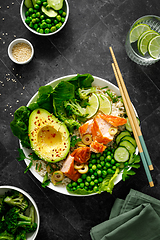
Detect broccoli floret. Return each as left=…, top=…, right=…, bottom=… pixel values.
left=4, top=191, right=28, bottom=211
left=78, top=87, right=96, bottom=100
left=5, top=207, right=32, bottom=234
left=15, top=228, right=27, bottom=240
left=64, top=99, right=88, bottom=118
left=0, top=230, right=14, bottom=240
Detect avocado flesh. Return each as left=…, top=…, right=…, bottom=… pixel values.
left=28, top=108, right=70, bottom=163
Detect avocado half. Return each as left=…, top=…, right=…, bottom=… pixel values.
left=28, top=108, right=70, bottom=163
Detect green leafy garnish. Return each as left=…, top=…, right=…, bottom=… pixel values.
left=70, top=136, right=82, bottom=147
left=41, top=173, right=50, bottom=188
left=105, top=89, right=121, bottom=103
left=122, top=154, right=141, bottom=181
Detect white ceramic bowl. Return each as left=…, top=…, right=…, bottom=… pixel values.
left=21, top=75, right=139, bottom=197
left=20, top=0, right=69, bottom=36
left=0, top=185, right=40, bottom=239
left=8, top=38, right=34, bottom=64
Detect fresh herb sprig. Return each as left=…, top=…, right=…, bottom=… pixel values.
left=17, top=148, right=40, bottom=173
left=122, top=154, right=141, bottom=181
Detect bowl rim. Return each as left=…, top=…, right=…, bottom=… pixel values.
left=20, top=0, right=69, bottom=36
left=8, top=38, right=34, bottom=64
left=0, top=185, right=40, bottom=239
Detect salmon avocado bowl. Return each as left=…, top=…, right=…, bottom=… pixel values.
left=10, top=74, right=140, bottom=196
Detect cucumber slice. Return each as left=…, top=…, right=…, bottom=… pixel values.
left=41, top=6, right=58, bottom=17
left=114, top=146, right=130, bottom=162
left=47, top=0, right=64, bottom=10
left=119, top=140, right=136, bottom=155
left=116, top=131, right=131, bottom=145
left=24, top=0, right=33, bottom=8
left=125, top=117, right=140, bottom=132
left=120, top=136, right=137, bottom=148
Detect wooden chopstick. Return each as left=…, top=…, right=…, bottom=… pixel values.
left=109, top=47, right=154, bottom=187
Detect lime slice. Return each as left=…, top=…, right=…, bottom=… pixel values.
left=137, top=30, right=155, bottom=52
left=139, top=30, right=159, bottom=55
left=148, top=35, right=160, bottom=59
left=85, top=93, right=99, bottom=119
left=97, top=93, right=112, bottom=115
left=129, top=24, right=151, bottom=43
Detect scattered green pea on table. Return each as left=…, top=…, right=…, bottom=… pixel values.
left=24, top=0, right=67, bottom=34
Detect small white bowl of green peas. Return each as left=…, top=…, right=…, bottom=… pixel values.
left=20, top=0, right=69, bottom=36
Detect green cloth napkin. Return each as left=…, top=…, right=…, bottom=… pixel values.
left=90, top=189, right=160, bottom=240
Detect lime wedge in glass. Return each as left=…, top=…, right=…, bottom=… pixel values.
left=137, top=30, right=155, bottom=52
left=148, top=35, right=160, bottom=59
left=138, top=30, right=159, bottom=55
left=85, top=93, right=100, bottom=119
left=97, top=93, right=112, bottom=115
left=129, top=24, right=151, bottom=43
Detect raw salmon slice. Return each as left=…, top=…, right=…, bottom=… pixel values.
left=100, top=114, right=127, bottom=127
left=61, top=154, right=81, bottom=181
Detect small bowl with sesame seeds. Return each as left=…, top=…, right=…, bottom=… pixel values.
left=8, top=38, right=34, bottom=64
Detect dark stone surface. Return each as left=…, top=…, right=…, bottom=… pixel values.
left=0, top=0, right=160, bottom=239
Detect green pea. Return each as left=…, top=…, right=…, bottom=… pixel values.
left=25, top=18, right=30, bottom=24
left=107, top=168, right=113, bottom=174
left=89, top=163, right=92, bottom=168
left=36, top=18, right=40, bottom=23
left=81, top=174, right=87, bottom=179
left=96, top=153, right=101, bottom=158
left=29, top=22, right=34, bottom=28
left=105, top=162, right=111, bottom=168
left=36, top=12, right=41, bottom=17
left=94, top=179, right=98, bottom=184
left=45, top=28, right=50, bottom=34
left=34, top=23, right=38, bottom=29
left=36, top=27, right=40, bottom=32
left=58, top=9, right=63, bottom=14
left=106, top=155, right=112, bottom=161
left=100, top=156, right=105, bottom=161
left=111, top=159, right=116, bottom=165
left=85, top=182, right=89, bottom=187
left=43, top=2, right=48, bottom=7
left=34, top=4, right=40, bottom=9
left=39, top=28, right=44, bottom=34
left=107, top=151, right=111, bottom=155
left=62, top=11, right=66, bottom=17
left=97, top=164, right=101, bottom=169
left=32, top=13, right=36, bottom=18
left=80, top=183, right=84, bottom=188
left=98, top=177, right=103, bottom=183
left=86, top=176, right=91, bottom=182
left=25, top=11, right=29, bottom=17
left=91, top=159, right=96, bottom=164
left=116, top=163, right=121, bottom=167
left=102, top=170, right=107, bottom=176
left=72, top=182, right=77, bottom=187
left=124, top=161, right=129, bottom=166
left=84, top=186, right=88, bottom=190
left=90, top=181, right=95, bottom=186
left=77, top=178, right=83, bottom=183
left=67, top=183, right=72, bottom=188
left=93, top=186, right=98, bottom=192
left=92, top=165, right=96, bottom=170
left=48, top=23, right=52, bottom=28
left=91, top=175, right=95, bottom=180
left=72, top=187, right=76, bottom=191
left=40, top=14, right=45, bottom=20
left=46, top=18, right=51, bottom=24
left=91, top=153, right=96, bottom=159
left=32, top=18, right=37, bottom=24
left=97, top=170, right=102, bottom=176
left=28, top=8, right=34, bottom=14
left=101, top=161, right=105, bottom=167
left=36, top=0, right=42, bottom=5
left=89, top=169, right=94, bottom=174
left=94, top=172, right=98, bottom=177
left=112, top=166, right=117, bottom=170
left=41, top=22, right=47, bottom=28
left=56, top=15, right=61, bottom=21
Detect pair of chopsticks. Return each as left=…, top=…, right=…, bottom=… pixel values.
left=109, top=46, right=154, bottom=187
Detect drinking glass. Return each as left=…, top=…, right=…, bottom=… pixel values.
left=125, top=15, right=160, bottom=66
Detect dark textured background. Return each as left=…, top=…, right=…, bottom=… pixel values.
left=1, top=0, right=160, bottom=239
